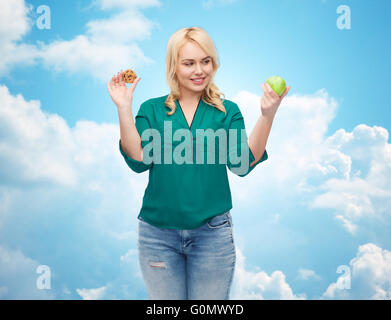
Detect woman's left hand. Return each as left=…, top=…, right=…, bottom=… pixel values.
left=260, top=83, right=290, bottom=120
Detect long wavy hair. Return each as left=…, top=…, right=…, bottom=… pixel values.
left=165, top=26, right=226, bottom=115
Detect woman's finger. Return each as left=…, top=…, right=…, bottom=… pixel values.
left=110, top=76, right=116, bottom=89
left=261, top=83, right=273, bottom=101
left=280, top=86, right=290, bottom=99
left=130, top=77, right=140, bottom=93
left=107, top=80, right=112, bottom=94
left=261, top=83, right=268, bottom=95
left=114, top=73, right=120, bottom=86
left=119, top=70, right=125, bottom=86
left=261, top=83, right=271, bottom=97
left=265, top=83, right=280, bottom=100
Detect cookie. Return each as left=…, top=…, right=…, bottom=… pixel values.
left=123, top=69, right=137, bottom=83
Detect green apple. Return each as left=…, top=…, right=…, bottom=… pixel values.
left=266, top=76, right=286, bottom=97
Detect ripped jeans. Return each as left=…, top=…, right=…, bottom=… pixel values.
left=137, top=210, right=236, bottom=300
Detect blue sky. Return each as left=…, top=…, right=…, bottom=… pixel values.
left=0, top=0, right=391, bottom=299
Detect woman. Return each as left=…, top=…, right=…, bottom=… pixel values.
left=107, top=26, right=290, bottom=300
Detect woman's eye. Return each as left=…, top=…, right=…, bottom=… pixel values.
left=185, top=60, right=210, bottom=66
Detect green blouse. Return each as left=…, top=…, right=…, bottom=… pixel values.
left=119, top=94, right=268, bottom=229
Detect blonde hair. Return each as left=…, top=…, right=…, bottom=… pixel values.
left=165, top=26, right=226, bottom=115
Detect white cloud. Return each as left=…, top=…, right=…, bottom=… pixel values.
left=0, top=83, right=150, bottom=298
left=231, top=248, right=306, bottom=299
left=76, top=286, right=107, bottom=300
left=0, top=245, right=55, bottom=299
left=0, top=0, right=159, bottom=80
left=323, top=243, right=391, bottom=299
left=309, top=125, right=391, bottom=234
left=297, top=268, right=321, bottom=281
left=0, top=83, right=148, bottom=238
left=0, top=85, right=77, bottom=187
left=86, top=10, right=156, bottom=44
left=232, top=88, right=338, bottom=198
left=0, top=0, right=40, bottom=76
left=232, top=88, right=391, bottom=235
left=75, top=249, right=146, bottom=299
left=38, top=35, right=153, bottom=80
left=0, top=0, right=32, bottom=43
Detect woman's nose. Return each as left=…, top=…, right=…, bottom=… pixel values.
left=195, top=63, right=203, bottom=74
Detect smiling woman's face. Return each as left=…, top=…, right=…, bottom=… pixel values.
left=176, top=41, right=214, bottom=97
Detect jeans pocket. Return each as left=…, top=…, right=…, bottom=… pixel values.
left=207, top=211, right=231, bottom=229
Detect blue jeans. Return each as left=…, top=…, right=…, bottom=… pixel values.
left=137, top=210, right=236, bottom=300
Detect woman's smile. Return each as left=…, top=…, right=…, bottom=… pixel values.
left=191, top=77, right=205, bottom=85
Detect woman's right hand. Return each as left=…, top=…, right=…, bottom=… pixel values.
left=107, top=70, right=141, bottom=111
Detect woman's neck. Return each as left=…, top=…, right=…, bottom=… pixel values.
left=178, top=91, right=202, bottom=107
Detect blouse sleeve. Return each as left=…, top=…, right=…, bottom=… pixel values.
left=227, top=103, right=268, bottom=177
left=119, top=101, right=153, bottom=173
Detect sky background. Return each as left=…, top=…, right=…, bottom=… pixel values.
left=0, top=0, right=390, bottom=299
